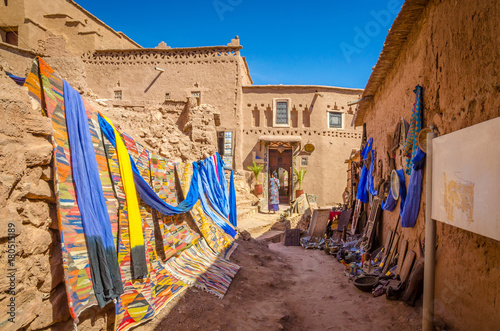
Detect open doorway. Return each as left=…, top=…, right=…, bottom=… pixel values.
left=269, top=148, right=292, bottom=204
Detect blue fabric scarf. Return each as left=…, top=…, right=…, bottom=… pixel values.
left=356, top=138, right=373, bottom=203
left=64, top=81, right=123, bottom=306
left=228, top=170, right=237, bottom=227
left=400, top=148, right=425, bottom=228
left=199, top=161, right=228, bottom=218
left=98, top=114, right=200, bottom=215
left=204, top=155, right=230, bottom=217
left=367, top=149, right=378, bottom=197
left=195, top=162, right=237, bottom=238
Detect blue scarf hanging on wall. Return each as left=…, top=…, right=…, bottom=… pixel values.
left=401, top=147, right=425, bottom=227
left=196, top=162, right=237, bottom=238
left=199, top=161, right=229, bottom=218
left=64, top=81, right=123, bottom=307
left=228, top=170, right=237, bottom=227
left=356, top=138, right=373, bottom=203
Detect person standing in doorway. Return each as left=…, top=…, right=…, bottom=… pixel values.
left=269, top=172, right=280, bottom=214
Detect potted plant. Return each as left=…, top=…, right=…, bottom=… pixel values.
left=247, top=161, right=264, bottom=196
left=294, top=168, right=307, bottom=198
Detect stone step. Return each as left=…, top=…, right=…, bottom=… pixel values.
left=237, top=205, right=259, bottom=220
left=257, top=230, right=285, bottom=244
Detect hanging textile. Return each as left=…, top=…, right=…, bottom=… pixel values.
left=101, top=136, right=187, bottom=331
left=204, top=155, right=230, bottom=217
left=403, top=85, right=423, bottom=175
left=401, top=148, right=425, bottom=228
left=216, top=153, right=230, bottom=207
left=64, top=80, right=123, bottom=306
left=25, top=57, right=97, bottom=320
left=150, top=154, right=200, bottom=260
left=5, top=71, right=26, bottom=86
left=367, top=149, right=378, bottom=197
left=98, top=114, right=200, bottom=216
left=197, top=162, right=236, bottom=238
left=356, top=138, right=373, bottom=203
left=228, top=170, right=237, bottom=227
left=176, top=163, right=236, bottom=258
left=199, top=160, right=230, bottom=220
left=99, top=113, right=148, bottom=279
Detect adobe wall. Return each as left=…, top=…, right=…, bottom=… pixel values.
left=362, top=0, right=500, bottom=329
left=82, top=47, right=247, bottom=165
left=242, top=86, right=363, bottom=206
left=1, top=0, right=140, bottom=56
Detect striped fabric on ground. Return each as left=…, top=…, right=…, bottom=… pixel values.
left=165, top=239, right=240, bottom=298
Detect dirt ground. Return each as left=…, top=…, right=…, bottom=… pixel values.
left=153, top=213, right=422, bottom=331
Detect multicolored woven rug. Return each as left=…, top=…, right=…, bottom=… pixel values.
left=102, top=133, right=187, bottom=331
left=176, top=163, right=237, bottom=258
left=28, top=57, right=98, bottom=320
left=150, top=154, right=200, bottom=260
left=165, top=239, right=240, bottom=298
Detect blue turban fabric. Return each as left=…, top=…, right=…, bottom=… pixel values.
left=64, top=81, right=123, bottom=306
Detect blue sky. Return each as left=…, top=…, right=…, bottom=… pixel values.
left=78, top=0, right=403, bottom=89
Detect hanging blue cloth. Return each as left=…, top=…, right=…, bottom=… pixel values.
left=356, top=138, right=373, bottom=203
left=400, top=149, right=425, bottom=228
left=199, top=161, right=228, bottom=218
left=228, top=170, right=237, bottom=227
left=98, top=114, right=200, bottom=215
left=63, top=81, right=123, bottom=307
left=196, top=162, right=237, bottom=238
left=216, top=153, right=230, bottom=208
left=204, top=155, right=230, bottom=217
left=6, top=71, right=26, bottom=86
left=367, top=149, right=378, bottom=196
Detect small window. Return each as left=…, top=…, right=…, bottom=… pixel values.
left=165, top=92, right=170, bottom=100
left=329, top=112, right=342, bottom=129
left=114, top=90, right=122, bottom=100
left=301, top=157, right=308, bottom=167
left=276, top=101, right=288, bottom=124
left=0, top=27, right=18, bottom=46
left=191, top=91, right=201, bottom=105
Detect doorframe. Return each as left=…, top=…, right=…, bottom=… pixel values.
left=267, top=145, right=294, bottom=204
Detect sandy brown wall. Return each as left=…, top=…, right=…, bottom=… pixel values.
left=242, top=87, right=363, bottom=206
left=362, top=0, right=500, bottom=329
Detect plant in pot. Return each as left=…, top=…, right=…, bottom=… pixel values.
left=294, top=168, right=307, bottom=198
left=247, top=161, right=264, bottom=196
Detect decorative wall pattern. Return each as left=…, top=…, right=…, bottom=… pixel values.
left=242, top=128, right=362, bottom=139
left=82, top=47, right=241, bottom=65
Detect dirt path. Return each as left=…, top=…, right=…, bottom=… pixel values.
left=153, top=213, right=422, bottom=330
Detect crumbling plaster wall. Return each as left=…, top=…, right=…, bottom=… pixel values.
left=362, top=0, right=500, bottom=329
left=0, top=67, right=118, bottom=330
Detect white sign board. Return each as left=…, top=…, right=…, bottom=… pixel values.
left=431, top=116, right=500, bottom=241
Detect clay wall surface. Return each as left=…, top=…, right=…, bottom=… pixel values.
left=82, top=47, right=247, bottom=163
left=361, top=0, right=500, bottom=329
left=1, top=0, right=140, bottom=56
left=242, top=86, right=363, bottom=206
